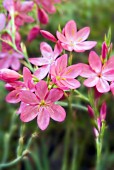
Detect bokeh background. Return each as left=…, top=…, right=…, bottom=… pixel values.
left=0, top=0, right=114, bottom=169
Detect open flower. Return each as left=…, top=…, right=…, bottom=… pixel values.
left=3, top=0, right=34, bottom=27
left=35, top=0, right=60, bottom=14
left=29, top=42, right=62, bottom=79
left=56, top=20, right=97, bottom=52
left=50, top=54, right=82, bottom=90
left=20, top=80, right=66, bottom=130
left=80, top=51, right=114, bottom=93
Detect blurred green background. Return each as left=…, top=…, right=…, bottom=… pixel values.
left=1, top=0, right=114, bottom=170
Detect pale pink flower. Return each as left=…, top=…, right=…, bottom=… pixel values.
left=56, top=20, right=97, bottom=52
left=29, top=42, right=62, bottom=79
left=3, top=0, right=34, bottom=27
left=6, top=67, right=35, bottom=103
left=80, top=51, right=114, bottom=93
left=0, top=33, right=23, bottom=70
left=35, top=0, right=60, bottom=14
left=27, top=26, right=40, bottom=42
left=20, top=80, right=66, bottom=130
left=50, top=54, right=82, bottom=90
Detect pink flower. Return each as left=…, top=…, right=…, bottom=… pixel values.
left=56, top=20, right=97, bottom=52
left=3, top=0, right=34, bottom=27
left=29, top=42, right=62, bottom=79
left=0, top=13, right=6, bottom=31
left=0, top=68, right=21, bottom=82
left=0, top=33, right=23, bottom=70
left=50, top=54, right=82, bottom=90
left=27, top=26, right=40, bottom=42
left=6, top=67, right=35, bottom=103
left=20, top=80, right=66, bottom=130
left=80, top=51, right=114, bottom=93
left=35, top=0, right=60, bottom=14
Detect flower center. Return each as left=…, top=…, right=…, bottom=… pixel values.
left=56, top=76, right=66, bottom=81
left=39, top=100, right=46, bottom=106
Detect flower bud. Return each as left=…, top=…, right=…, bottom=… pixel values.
left=87, top=105, right=94, bottom=118
left=101, top=42, right=108, bottom=60
left=0, top=68, right=21, bottom=82
left=100, top=102, right=107, bottom=121
left=40, top=30, right=57, bottom=42
left=27, top=26, right=40, bottom=42
left=38, top=8, right=49, bottom=25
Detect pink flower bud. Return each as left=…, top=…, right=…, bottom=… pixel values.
left=27, top=26, right=40, bottom=42
left=101, top=42, right=108, bottom=60
left=87, top=105, right=94, bottom=118
left=100, top=102, right=107, bottom=121
left=40, top=30, right=57, bottom=42
left=38, top=8, right=49, bottom=25
left=0, top=69, right=21, bottom=82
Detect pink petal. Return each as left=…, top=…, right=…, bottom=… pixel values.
left=102, top=56, right=114, bottom=73
left=84, top=77, right=99, bottom=87
left=34, top=65, right=50, bottom=80
left=40, top=42, right=52, bottom=58
left=76, top=27, right=90, bottom=42
left=49, top=104, right=66, bottom=122
left=56, top=31, right=67, bottom=44
left=20, top=105, right=38, bottom=122
left=20, top=90, right=38, bottom=104
left=96, top=78, right=110, bottom=93
left=23, top=67, right=32, bottom=87
left=11, top=57, right=20, bottom=70
left=65, top=20, right=77, bottom=40
left=61, top=43, right=73, bottom=51
left=80, top=64, right=96, bottom=78
left=35, top=80, right=48, bottom=99
left=37, top=108, right=50, bottom=130
left=46, top=88, right=63, bottom=102
left=0, top=13, right=6, bottom=31
left=6, top=90, right=21, bottom=103
left=63, top=64, right=82, bottom=78
left=89, top=51, right=102, bottom=73
left=74, top=41, right=97, bottom=52
left=29, top=57, right=49, bottom=66
left=21, top=1, right=34, bottom=12
left=102, top=70, right=114, bottom=81
left=59, top=78, right=81, bottom=89
left=40, top=30, right=57, bottom=42
left=53, top=42, right=62, bottom=59
left=56, top=54, right=68, bottom=74
left=0, top=57, right=11, bottom=69
left=13, top=52, right=23, bottom=59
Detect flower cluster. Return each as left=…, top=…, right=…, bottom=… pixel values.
left=0, top=0, right=114, bottom=133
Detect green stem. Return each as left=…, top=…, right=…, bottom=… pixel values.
left=96, top=137, right=102, bottom=170
left=62, top=92, right=72, bottom=170
left=0, top=156, right=23, bottom=168
left=69, top=51, right=73, bottom=65
left=71, top=131, right=77, bottom=170
left=74, top=90, right=89, bottom=102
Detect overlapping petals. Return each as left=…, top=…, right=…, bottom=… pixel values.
left=50, top=54, right=82, bottom=90
left=56, top=20, right=97, bottom=52
left=20, top=80, right=66, bottom=130
left=80, top=51, right=114, bottom=93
